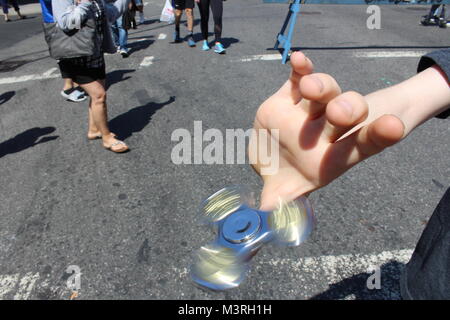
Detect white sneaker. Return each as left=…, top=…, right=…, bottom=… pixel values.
left=61, top=88, right=87, bottom=102
left=120, top=48, right=129, bottom=57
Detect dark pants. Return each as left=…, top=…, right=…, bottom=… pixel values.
left=1, top=0, right=19, bottom=15
left=427, top=4, right=445, bottom=19
left=197, top=0, right=223, bottom=42
left=401, top=187, right=450, bottom=299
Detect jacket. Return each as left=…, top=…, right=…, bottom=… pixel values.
left=51, top=0, right=129, bottom=54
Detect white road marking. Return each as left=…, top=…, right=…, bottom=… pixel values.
left=352, top=51, right=427, bottom=58
left=0, top=272, right=40, bottom=300
left=13, top=272, right=40, bottom=300
left=0, top=274, right=20, bottom=300
left=235, top=51, right=429, bottom=63
left=235, top=54, right=282, bottom=62
left=264, top=249, right=413, bottom=285
left=140, top=56, right=154, bottom=67
left=0, top=68, right=59, bottom=85
left=158, top=33, right=167, bottom=40
left=174, top=248, right=413, bottom=296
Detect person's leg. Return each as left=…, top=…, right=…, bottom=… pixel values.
left=59, top=62, right=86, bottom=102
left=186, top=8, right=194, bottom=33
left=429, top=4, right=440, bottom=19
left=210, top=0, right=223, bottom=43
left=185, top=7, right=195, bottom=47
left=174, top=8, right=183, bottom=41
left=198, top=0, right=210, bottom=41
left=10, top=0, right=25, bottom=19
left=111, top=20, right=120, bottom=49
left=117, top=15, right=128, bottom=54
left=80, top=80, right=128, bottom=152
left=79, top=81, right=110, bottom=137
left=63, top=78, right=74, bottom=91
left=1, top=0, right=9, bottom=21
left=134, top=0, right=144, bottom=23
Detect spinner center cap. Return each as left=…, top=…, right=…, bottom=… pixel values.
left=222, top=209, right=261, bottom=244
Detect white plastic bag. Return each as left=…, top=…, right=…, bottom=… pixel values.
left=160, top=0, right=175, bottom=24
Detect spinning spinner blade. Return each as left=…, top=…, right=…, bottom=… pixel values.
left=191, top=186, right=315, bottom=291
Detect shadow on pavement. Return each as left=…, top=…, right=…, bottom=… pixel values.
left=221, top=37, right=239, bottom=49
left=0, top=91, right=15, bottom=105
left=128, top=39, right=154, bottom=55
left=310, top=261, right=406, bottom=300
left=0, top=127, right=58, bottom=159
left=109, top=96, right=175, bottom=141
left=106, top=69, right=135, bottom=90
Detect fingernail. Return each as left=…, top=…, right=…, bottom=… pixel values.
left=337, top=99, right=353, bottom=118
left=310, top=76, right=324, bottom=93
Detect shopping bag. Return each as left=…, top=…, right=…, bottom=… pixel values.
left=160, top=0, right=175, bottom=24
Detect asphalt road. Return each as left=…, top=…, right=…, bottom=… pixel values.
left=0, top=0, right=449, bottom=300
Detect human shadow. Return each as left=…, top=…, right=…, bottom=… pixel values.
left=106, top=69, right=135, bottom=90
left=140, top=18, right=159, bottom=26
left=310, top=261, right=406, bottom=300
left=127, top=39, right=154, bottom=55
left=221, top=37, right=239, bottom=49
left=0, top=127, right=58, bottom=159
left=109, top=96, right=175, bottom=141
left=0, top=91, right=15, bottom=105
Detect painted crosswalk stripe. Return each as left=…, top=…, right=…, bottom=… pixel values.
left=140, top=56, right=154, bottom=67
left=172, top=248, right=413, bottom=298
left=158, top=33, right=167, bottom=40
left=352, top=51, right=427, bottom=58
left=0, top=68, right=59, bottom=85
left=0, top=272, right=40, bottom=300
left=235, top=54, right=282, bottom=62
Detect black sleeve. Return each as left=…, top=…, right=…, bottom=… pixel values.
left=417, top=49, right=450, bottom=119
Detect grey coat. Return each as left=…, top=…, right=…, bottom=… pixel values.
left=51, top=0, right=129, bottom=54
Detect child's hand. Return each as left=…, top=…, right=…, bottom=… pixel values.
left=250, top=51, right=405, bottom=210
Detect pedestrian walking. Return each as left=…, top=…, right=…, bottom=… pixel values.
left=52, top=0, right=130, bottom=153
left=195, top=0, right=226, bottom=54
left=111, top=1, right=133, bottom=57
left=173, top=0, right=196, bottom=47
left=1, top=0, right=26, bottom=22
left=40, top=0, right=86, bottom=102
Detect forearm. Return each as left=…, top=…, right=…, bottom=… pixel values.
left=364, top=65, right=450, bottom=137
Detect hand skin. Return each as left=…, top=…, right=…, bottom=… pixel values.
left=250, top=51, right=450, bottom=211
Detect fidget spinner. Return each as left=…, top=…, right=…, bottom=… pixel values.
left=190, top=186, right=315, bottom=291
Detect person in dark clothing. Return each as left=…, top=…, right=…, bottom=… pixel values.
left=195, top=0, right=226, bottom=54
left=1, top=0, right=26, bottom=22
left=249, top=49, right=450, bottom=299
left=173, top=0, right=196, bottom=46
left=421, top=4, right=447, bottom=28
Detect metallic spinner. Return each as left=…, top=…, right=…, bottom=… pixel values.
left=191, top=186, right=315, bottom=291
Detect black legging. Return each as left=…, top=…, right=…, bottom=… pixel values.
left=197, top=0, right=223, bottom=43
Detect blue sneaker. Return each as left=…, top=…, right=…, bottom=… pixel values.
left=202, top=40, right=210, bottom=51
left=173, top=31, right=181, bottom=43
left=214, top=42, right=226, bottom=54
left=187, top=37, right=196, bottom=47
